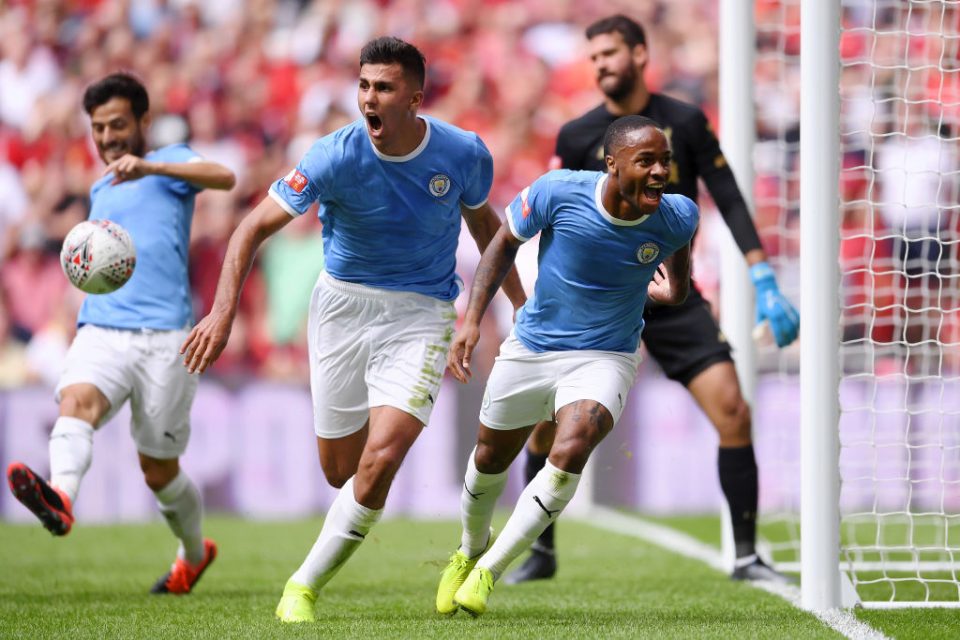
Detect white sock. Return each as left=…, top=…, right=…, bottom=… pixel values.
left=154, top=471, right=205, bottom=565
left=477, top=460, right=580, bottom=580
left=49, top=416, right=94, bottom=503
left=460, top=448, right=508, bottom=557
left=290, top=477, right=382, bottom=591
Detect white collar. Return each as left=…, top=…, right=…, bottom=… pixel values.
left=367, top=116, right=431, bottom=162
left=594, top=174, right=651, bottom=226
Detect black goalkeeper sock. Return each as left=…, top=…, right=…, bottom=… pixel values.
left=524, top=449, right=554, bottom=550
left=718, top=444, right=759, bottom=559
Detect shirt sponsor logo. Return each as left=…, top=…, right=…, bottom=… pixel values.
left=429, top=174, right=451, bottom=197
left=637, top=242, right=660, bottom=264
left=284, top=169, right=309, bottom=193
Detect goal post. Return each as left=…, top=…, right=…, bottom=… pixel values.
left=800, top=0, right=843, bottom=612
left=580, top=0, right=960, bottom=610
left=751, top=0, right=960, bottom=610
left=714, top=0, right=960, bottom=610
left=719, top=0, right=758, bottom=573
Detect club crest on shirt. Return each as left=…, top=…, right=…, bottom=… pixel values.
left=637, top=242, right=660, bottom=264
left=429, top=174, right=451, bottom=197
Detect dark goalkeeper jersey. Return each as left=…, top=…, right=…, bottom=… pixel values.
left=554, top=93, right=763, bottom=255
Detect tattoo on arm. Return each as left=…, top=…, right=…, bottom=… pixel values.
left=465, top=229, right=521, bottom=323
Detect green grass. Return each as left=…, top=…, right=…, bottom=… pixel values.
left=642, top=513, right=960, bottom=639
left=0, top=515, right=952, bottom=639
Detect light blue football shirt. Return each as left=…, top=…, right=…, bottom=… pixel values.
left=78, top=144, right=202, bottom=330
left=507, top=170, right=699, bottom=353
left=268, top=116, right=493, bottom=301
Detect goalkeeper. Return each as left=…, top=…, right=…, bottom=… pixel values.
left=506, top=14, right=799, bottom=585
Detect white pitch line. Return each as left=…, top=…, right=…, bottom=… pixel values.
left=578, top=507, right=890, bottom=640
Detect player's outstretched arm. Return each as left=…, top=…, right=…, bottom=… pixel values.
left=647, top=243, right=691, bottom=306
left=461, top=202, right=527, bottom=312
left=688, top=112, right=799, bottom=345
left=103, top=154, right=236, bottom=190
left=448, top=225, right=523, bottom=383
left=181, top=196, right=293, bottom=373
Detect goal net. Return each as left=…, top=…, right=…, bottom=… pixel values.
left=753, top=0, right=960, bottom=607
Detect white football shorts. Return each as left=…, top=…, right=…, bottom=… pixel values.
left=56, top=324, right=198, bottom=458
left=307, top=272, right=458, bottom=439
left=479, top=332, right=641, bottom=430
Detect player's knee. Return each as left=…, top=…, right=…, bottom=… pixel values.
left=548, top=434, right=594, bottom=473
left=59, top=390, right=105, bottom=426
left=140, top=458, right=179, bottom=492
left=713, top=391, right=752, bottom=445
left=528, top=420, right=557, bottom=454
left=322, top=467, right=351, bottom=489
left=473, top=440, right=512, bottom=474
left=357, top=443, right=405, bottom=489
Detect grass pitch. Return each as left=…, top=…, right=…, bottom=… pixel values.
left=0, top=515, right=953, bottom=639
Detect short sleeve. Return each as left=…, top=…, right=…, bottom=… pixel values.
left=157, top=144, right=204, bottom=196
left=268, top=141, right=329, bottom=216
left=505, top=174, right=552, bottom=242
left=676, top=195, right=701, bottom=243
left=460, top=136, right=494, bottom=209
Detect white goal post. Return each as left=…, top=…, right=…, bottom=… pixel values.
left=579, top=0, right=959, bottom=612
left=799, top=0, right=843, bottom=611
left=731, top=0, right=960, bottom=610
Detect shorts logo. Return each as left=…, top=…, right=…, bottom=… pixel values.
left=429, top=174, right=451, bottom=197
left=637, top=242, right=660, bottom=264
left=284, top=169, right=309, bottom=193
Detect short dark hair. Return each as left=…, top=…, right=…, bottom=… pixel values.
left=586, top=14, right=647, bottom=49
left=82, top=72, right=150, bottom=119
left=603, top=115, right=662, bottom=157
left=359, top=37, right=426, bottom=89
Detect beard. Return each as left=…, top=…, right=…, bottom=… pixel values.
left=99, top=129, right=146, bottom=162
left=599, top=67, right=639, bottom=102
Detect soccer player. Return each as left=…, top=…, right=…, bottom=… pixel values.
left=436, top=116, right=698, bottom=617
left=179, top=37, right=525, bottom=623
left=6, top=73, right=235, bottom=594
left=506, top=14, right=799, bottom=585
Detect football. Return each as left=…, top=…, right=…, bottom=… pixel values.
left=60, top=219, right=137, bottom=294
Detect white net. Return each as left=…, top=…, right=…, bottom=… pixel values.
left=754, top=0, right=960, bottom=606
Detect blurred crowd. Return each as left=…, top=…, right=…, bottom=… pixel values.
left=0, top=0, right=958, bottom=388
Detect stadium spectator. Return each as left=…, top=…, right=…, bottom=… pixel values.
left=0, top=223, right=66, bottom=342
left=0, top=2, right=650, bottom=381
left=0, top=0, right=954, bottom=380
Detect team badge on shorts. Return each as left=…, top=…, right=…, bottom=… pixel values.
left=637, top=242, right=660, bottom=264
left=429, top=174, right=451, bottom=197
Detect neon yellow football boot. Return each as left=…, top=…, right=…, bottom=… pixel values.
left=275, top=579, right=318, bottom=623
left=453, top=567, right=495, bottom=618
left=436, top=549, right=480, bottom=615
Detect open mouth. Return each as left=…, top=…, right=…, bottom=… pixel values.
left=365, top=113, right=383, bottom=134
left=643, top=184, right=664, bottom=201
